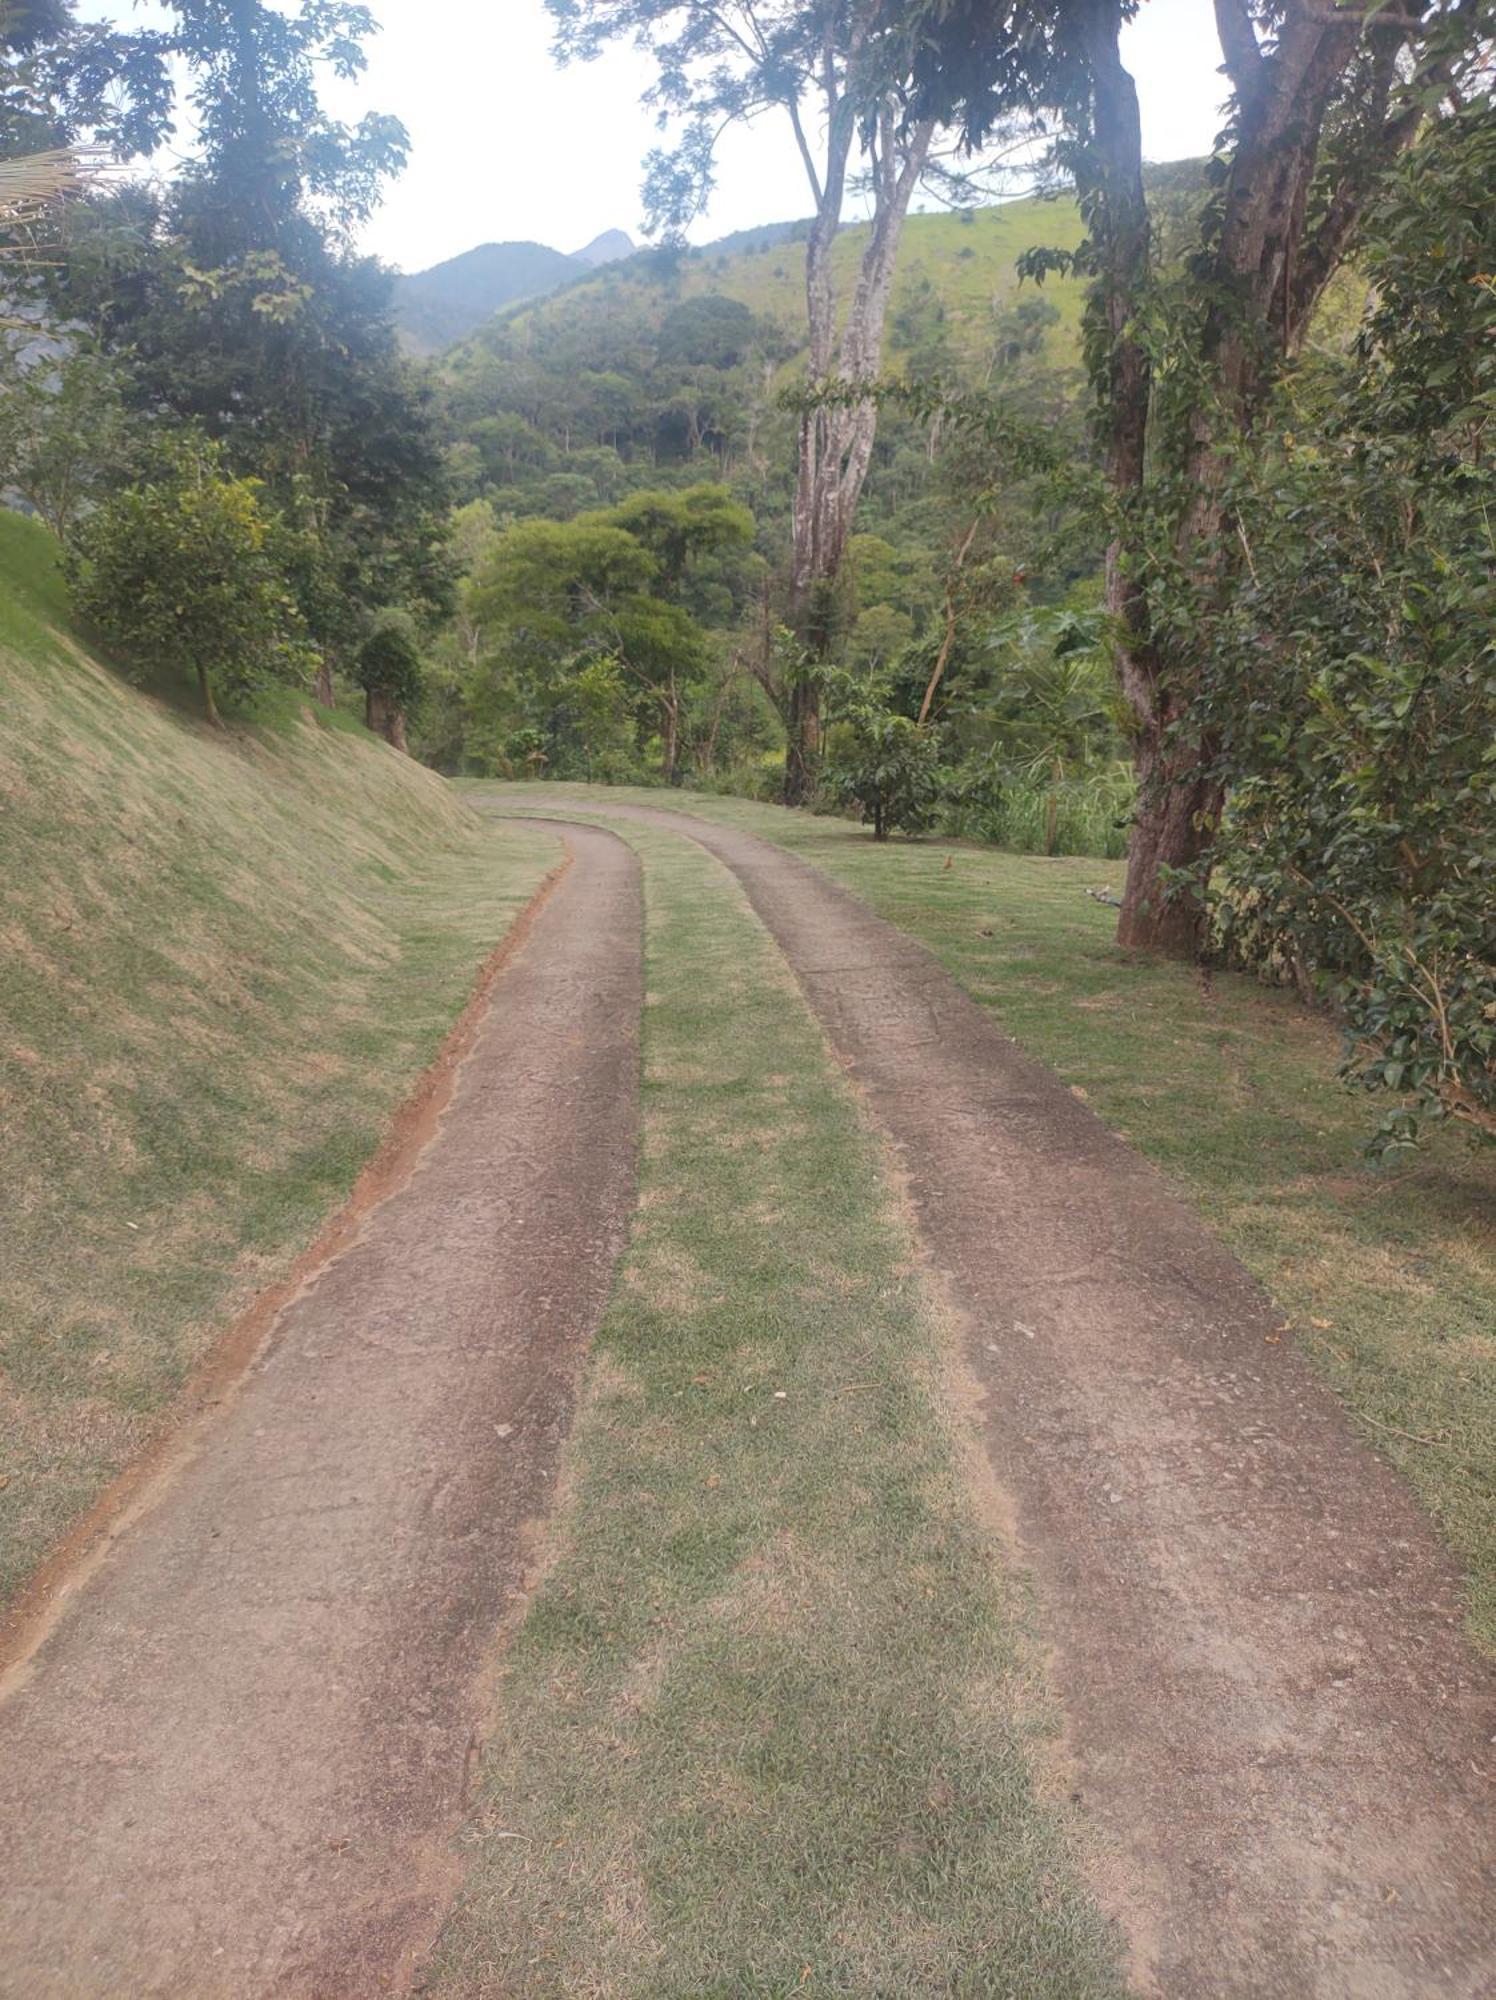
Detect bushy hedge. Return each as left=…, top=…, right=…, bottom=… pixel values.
left=1209, top=105, right=1496, bottom=1149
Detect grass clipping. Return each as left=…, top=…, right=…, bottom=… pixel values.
left=434, top=827, right=1123, bottom=1998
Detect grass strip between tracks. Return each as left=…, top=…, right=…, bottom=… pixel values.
left=433, top=823, right=1124, bottom=1998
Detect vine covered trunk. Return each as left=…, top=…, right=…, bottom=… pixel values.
left=1073, top=0, right=1433, bottom=956
left=1116, top=714, right=1223, bottom=955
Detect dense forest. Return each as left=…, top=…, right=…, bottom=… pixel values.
left=2, top=0, right=1492, bottom=1147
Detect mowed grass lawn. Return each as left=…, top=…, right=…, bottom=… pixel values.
left=476, top=782, right=1496, bottom=1655
left=0, top=512, right=560, bottom=1605
left=434, top=822, right=1125, bottom=1997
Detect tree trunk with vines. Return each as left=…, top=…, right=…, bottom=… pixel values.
left=1081, top=0, right=1434, bottom=956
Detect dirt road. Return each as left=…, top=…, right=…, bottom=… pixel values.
left=510, top=799, right=1496, bottom=2000
left=2, top=798, right=1491, bottom=1998
left=0, top=823, right=641, bottom=1998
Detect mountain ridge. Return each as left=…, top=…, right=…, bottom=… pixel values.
left=394, top=229, right=635, bottom=353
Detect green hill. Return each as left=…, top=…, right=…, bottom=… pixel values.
left=395, top=229, right=637, bottom=355
left=0, top=510, right=558, bottom=1604
left=490, top=192, right=1090, bottom=376
left=432, top=193, right=1096, bottom=536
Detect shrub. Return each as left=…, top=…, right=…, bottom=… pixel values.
left=823, top=679, right=943, bottom=840
left=1206, top=104, right=1496, bottom=1150
left=67, top=439, right=312, bottom=723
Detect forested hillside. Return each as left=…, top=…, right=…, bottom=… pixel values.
left=420, top=192, right=1113, bottom=844
left=438, top=193, right=1091, bottom=499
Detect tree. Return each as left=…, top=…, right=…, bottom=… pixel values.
left=66, top=438, right=313, bottom=724
left=51, top=0, right=451, bottom=706
left=895, top=0, right=1494, bottom=954
left=356, top=607, right=422, bottom=751
left=0, top=343, right=137, bottom=541
left=0, top=0, right=170, bottom=165
left=548, top=0, right=1030, bottom=802
left=1207, top=101, right=1496, bottom=1148
left=602, top=484, right=755, bottom=777
left=823, top=670, right=943, bottom=839
left=1, top=0, right=170, bottom=311
left=467, top=488, right=754, bottom=782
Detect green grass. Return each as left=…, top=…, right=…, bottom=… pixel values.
left=475, top=782, right=1496, bottom=1654
left=939, top=764, right=1135, bottom=859
left=433, top=820, right=1124, bottom=1997
left=0, top=512, right=560, bottom=1602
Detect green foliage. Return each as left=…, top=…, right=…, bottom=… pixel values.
left=455, top=485, right=755, bottom=781
left=823, top=672, right=943, bottom=841
left=47, top=0, right=449, bottom=681
left=0, top=343, right=138, bottom=543
left=1208, top=104, right=1496, bottom=1151
left=0, top=0, right=171, bottom=166
left=940, top=759, right=1132, bottom=859
left=356, top=607, right=423, bottom=707
left=66, top=439, right=313, bottom=719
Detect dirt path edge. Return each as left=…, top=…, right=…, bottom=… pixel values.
left=0, top=844, right=572, bottom=1694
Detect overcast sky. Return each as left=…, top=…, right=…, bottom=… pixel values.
left=90, top=0, right=1232, bottom=274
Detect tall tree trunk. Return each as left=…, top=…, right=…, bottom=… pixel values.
left=784, top=677, right=821, bottom=805
left=366, top=688, right=408, bottom=752
left=196, top=662, right=221, bottom=729
left=1117, top=725, right=1223, bottom=954
left=782, top=95, right=935, bottom=804
left=1078, top=0, right=1428, bottom=957
left=1078, top=0, right=1215, bottom=954
left=661, top=680, right=678, bottom=785
left=314, top=654, right=334, bottom=708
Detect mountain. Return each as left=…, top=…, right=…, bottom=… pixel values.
left=394, top=229, right=635, bottom=354
left=572, top=228, right=634, bottom=270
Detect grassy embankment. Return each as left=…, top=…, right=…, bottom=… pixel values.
left=434, top=818, right=1125, bottom=1997
left=477, top=782, right=1496, bottom=1654
left=0, top=512, right=559, bottom=1604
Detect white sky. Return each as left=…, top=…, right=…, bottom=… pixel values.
left=87, top=0, right=1231, bottom=274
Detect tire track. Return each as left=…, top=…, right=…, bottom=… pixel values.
left=510, top=797, right=1496, bottom=2000
left=0, top=822, right=642, bottom=1998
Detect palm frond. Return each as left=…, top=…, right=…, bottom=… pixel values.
left=0, top=147, right=103, bottom=249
